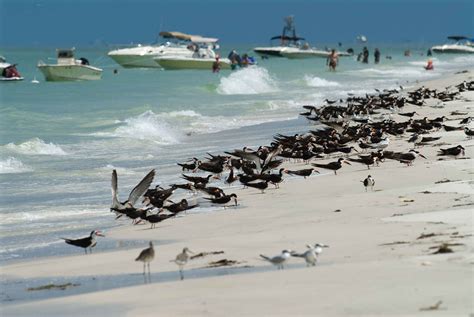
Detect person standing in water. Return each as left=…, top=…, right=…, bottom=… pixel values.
left=212, top=56, right=221, bottom=73
left=362, top=47, right=369, bottom=63
left=374, top=48, right=381, bottom=64
left=327, top=49, right=339, bottom=71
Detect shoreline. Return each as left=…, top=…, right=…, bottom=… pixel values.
left=1, top=70, right=473, bottom=316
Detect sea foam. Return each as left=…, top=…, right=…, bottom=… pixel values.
left=5, top=138, right=67, bottom=156
left=0, top=157, right=33, bottom=174
left=304, top=75, right=340, bottom=87
left=217, top=66, right=278, bottom=95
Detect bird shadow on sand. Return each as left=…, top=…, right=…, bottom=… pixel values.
left=1, top=261, right=327, bottom=304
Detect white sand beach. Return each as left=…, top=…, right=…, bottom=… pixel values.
left=1, top=71, right=473, bottom=316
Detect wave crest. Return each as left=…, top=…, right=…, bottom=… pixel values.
left=5, top=138, right=67, bottom=156
left=217, top=66, right=278, bottom=95
left=304, top=75, right=340, bottom=87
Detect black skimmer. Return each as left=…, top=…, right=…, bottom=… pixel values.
left=204, top=193, right=237, bottom=207
left=312, top=158, right=351, bottom=175
left=61, top=230, right=105, bottom=254
left=291, top=243, right=328, bottom=267
left=398, top=111, right=418, bottom=118
left=145, top=210, right=174, bottom=229
left=348, top=155, right=378, bottom=170
left=173, top=247, right=194, bottom=280
left=284, top=168, right=319, bottom=179
left=197, top=186, right=225, bottom=198
left=225, top=168, right=239, bottom=185
left=464, top=127, right=474, bottom=139
left=257, top=168, right=285, bottom=188
left=260, top=250, right=292, bottom=270
left=136, top=241, right=155, bottom=277
left=398, top=150, right=427, bottom=166
left=438, top=145, right=465, bottom=158
left=245, top=180, right=269, bottom=193
left=177, top=158, right=199, bottom=172
left=110, top=169, right=155, bottom=215
left=182, top=174, right=213, bottom=185
left=163, top=199, right=198, bottom=214
left=443, top=124, right=462, bottom=132
left=362, top=175, right=375, bottom=191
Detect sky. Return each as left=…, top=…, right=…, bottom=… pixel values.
left=0, top=0, right=473, bottom=47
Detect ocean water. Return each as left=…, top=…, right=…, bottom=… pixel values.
left=1, top=44, right=472, bottom=264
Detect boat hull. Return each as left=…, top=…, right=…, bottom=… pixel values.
left=108, top=54, right=162, bottom=68
left=431, top=45, right=474, bottom=54
left=253, top=47, right=285, bottom=57
left=155, top=57, right=231, bottom=70
left=37, top=65, right=102, bottom=81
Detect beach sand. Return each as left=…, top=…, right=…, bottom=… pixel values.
left=1, top=71, right=473, bottom=316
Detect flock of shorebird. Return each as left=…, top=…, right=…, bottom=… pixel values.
left=61, top=80, right=472, bottom=279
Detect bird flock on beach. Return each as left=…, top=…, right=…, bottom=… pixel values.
left=61, top=79, right=472, bottom=279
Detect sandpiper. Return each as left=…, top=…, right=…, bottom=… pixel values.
left=136, top=241, right=155, bottom=276
left=173, top=247, right=194, bottom=280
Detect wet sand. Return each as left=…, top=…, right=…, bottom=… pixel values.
left=1, top=71, right=473, bottom=316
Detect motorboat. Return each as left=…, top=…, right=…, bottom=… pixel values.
left=154, top=36, right=231, bottom=70
left=37, top=49, right=102, bottom=81
left=356, top=35, right=368, bottom=43
left=107, top=31, right=196, bottom=68
left=431, top=36, right=474, bottom=54
left=0, top=56, right=24, bottom=82
left=254, top=16, right=348, bottom=59
left=253, top=16, right=305, bottom=57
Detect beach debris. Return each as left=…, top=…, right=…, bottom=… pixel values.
left=419, top=191, right=432, bottom=194
left=431, top=243, right=457, bottom=254
left=450, top=110, right=467, bottom=115
left=27, top=283, right=80, bottom=291
left=416, top=232, right=440, bottom=240
left=419, top=300, right=443, bottom=311
left=401, top=198, right=415, bottom=203
left=379, top=241, right=409, bottom=246
left=190, top=250, right=224, bottom=260
left=333, top=209, right=342, bottom=213
left=420, top=261, right=432, bottom=266
left=434, top=178, right=454, bottom=184
left=205, top=259, right=241, bottom=268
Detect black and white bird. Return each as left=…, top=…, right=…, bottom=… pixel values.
left=464, top=127, right=474, bottom=139
left=438, top=145, right=465, bottom=158
left=204, top=193, right=238, bottom=207
left=173, top=247, right=194, bottom=280
left=61, top=230, right=105, bottom=254
left=110, top=169, right=155, bottom=215
left=136, top=241, right=155, bottom=277
left=260, top=250, right=292, bottom=270
left=398, top=150, right=427, bottom=166
left=291, top=243, right=329, bottom=267
left=362, top=175, right=375, bottom=191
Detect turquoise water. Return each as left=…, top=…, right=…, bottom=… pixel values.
left=0, top=44, right=472, bottom=263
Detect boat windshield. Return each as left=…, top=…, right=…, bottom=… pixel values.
left=58, top=50, right=74, bottom=58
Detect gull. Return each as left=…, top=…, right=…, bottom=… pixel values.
left=110, top=169, right=155, bottom=215
left=136, top=241, right=155, bottom=277
left=291, top=243, right=329, bottom=266
left=173, top=247, right=194, bottom=280
left=260, top=250, right=292, bottom=270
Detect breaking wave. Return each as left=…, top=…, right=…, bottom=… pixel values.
left=304, top=75, right=340, bottom=87
left=216, top=66, right=278, bottom=95
left=0, top=157, right=33, bottom=174
left=5, top=138, right=67, bottom=156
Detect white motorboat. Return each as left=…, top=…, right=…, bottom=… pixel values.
left=37, top=49, right=102, bottom=81
left=107, top=31, right=196, bottom=68
left=0, top=56, right=24, bottom=82
left=154, top=36, right=231, bottom=70
left=431, top=36, right=474, bottom=54
left=279, top=46, right=352, bottom=59
left=254, top=16, right=350, bottom=59
left=253, top=16, right=305, bottom=57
